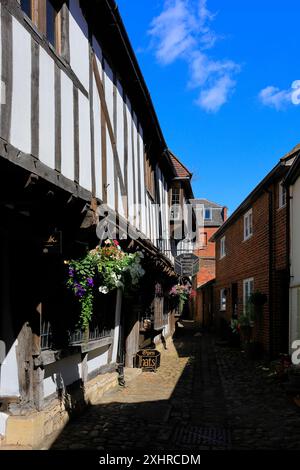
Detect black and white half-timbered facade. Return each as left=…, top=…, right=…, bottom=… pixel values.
left=0, top=0, right=195, bottom=447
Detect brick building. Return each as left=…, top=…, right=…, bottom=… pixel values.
left=192, top=199, right=227, bottom=326
left=212, top=145, right=299, bottom=358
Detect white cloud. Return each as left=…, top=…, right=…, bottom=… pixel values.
left=148, top=0, right=240, bottom=112
left=258, top=85, right=292, bottom=110
left=197, top=76, right=236, bottom=113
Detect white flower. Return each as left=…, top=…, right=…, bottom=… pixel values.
left=99, top=286, right=109, bottom=294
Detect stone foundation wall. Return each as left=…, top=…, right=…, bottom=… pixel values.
left=0, top=372, right=118, bottom=449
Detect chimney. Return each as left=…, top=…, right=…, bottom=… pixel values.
left=222, top=206, right=228, bottom=222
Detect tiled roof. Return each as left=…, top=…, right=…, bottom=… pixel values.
left=168, top=151, right=192, bottom=178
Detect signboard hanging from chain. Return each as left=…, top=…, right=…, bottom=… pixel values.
left=174, top=253, right=199, bottom=277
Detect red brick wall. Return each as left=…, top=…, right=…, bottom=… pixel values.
left=214, top=179, right=288, bottom=356
left=195, top=226, right=219, bottom=287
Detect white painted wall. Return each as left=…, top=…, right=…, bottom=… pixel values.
left=10, top=18, right=31, bottom=154
left=87, top=346, right=109, bottom=375
left=116, top=80, right=125, bottom=217
left=103, top=60, right=114, bottom=130
left=289, top=178, right=300, bottom=350
left=0, top=339, right=20, bottom=397
left=69, top=0, right=89, bottom=91
left=60, top=72, right=74, bottom=181
left=39, top=47, right=55, bottom=169
left=43, top=353, right=82, bottom=398
left=126, top=97, right=134, bottom=223
left=78, top=91, right=92, bottom=191
left=92, top=39, right=103, bottom=201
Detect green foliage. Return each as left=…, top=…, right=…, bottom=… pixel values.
left=66, top=240, right=145, bottom=330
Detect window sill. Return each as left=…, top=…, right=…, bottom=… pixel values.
left=243, top=234, right=253, bottom=242
left=40, top=337, right=113, bottom=365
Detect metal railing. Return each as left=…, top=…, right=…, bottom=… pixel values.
left=68, top=326, right=113, bottom=345
left=40, top=321, right=113, bottom=350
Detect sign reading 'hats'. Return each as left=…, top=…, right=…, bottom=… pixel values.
left=174, top=253, right=199, bottom=277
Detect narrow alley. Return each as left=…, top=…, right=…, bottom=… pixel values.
left=51, top=323, right=300, bottom=451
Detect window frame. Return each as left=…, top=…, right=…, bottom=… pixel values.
left=170, top=187, right=181, bottom=221
left=204, top=207, right=212, bottom=221
left=243, top=277, right=254, bottom=313
left=199, top=231, right=208, bottom=248
left=220, top=288, right=227, bottom=311
left=144, top=153, right=156, bottom=200
left=279, top=180, right=287, bottom=209
left=20, top=0, right=63, bottom=54
left=220, top=236, right=226, bottom=259
left=244, top=208, right=253, bottom=241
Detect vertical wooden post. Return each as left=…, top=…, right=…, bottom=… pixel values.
left=32, top=302, right=44, bottom=411
left=112, top=288, right=123, bottom=364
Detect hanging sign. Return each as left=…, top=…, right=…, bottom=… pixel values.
left=174, top=253, right=199, bottom=277
left=43, top=231, right=62, bottom=255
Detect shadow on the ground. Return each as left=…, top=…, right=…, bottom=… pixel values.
left=50, top=324, right=231, bottom=451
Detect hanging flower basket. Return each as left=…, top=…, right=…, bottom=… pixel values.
left=66, top=240, right=145, bottom=330
left=169, top=284, right=195, bottom=314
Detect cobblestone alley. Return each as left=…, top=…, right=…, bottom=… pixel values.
left=51, top=324, right=300, bottom=451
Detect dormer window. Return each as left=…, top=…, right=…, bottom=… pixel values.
left=204, top=208, right=212, bottom=220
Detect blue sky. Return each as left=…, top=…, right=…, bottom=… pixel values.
left=117, top=0, right=300, bottom=214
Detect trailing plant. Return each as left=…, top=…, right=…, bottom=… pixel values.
left=66, top=240, right=145, bottom=330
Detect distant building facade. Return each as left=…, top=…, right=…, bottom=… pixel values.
left=212, top=145, right=299, bottom=357
left=192, top=199, right=227, bottom=326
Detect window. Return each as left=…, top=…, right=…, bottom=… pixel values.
left=21, top=0, right=63, bottom=54
left=243, top=278, right=254, bottom=312
left=145, top=153, right=155, bottom=199
left=20, top=0, right=32, bottom=18
left=279, top=181, right=287, bottom=208
left=220, top=288, right=227, bottom=311
left=244, top=209, right=253, bottom=240
left=199, top=231, right=207, bottom=248
left=220, top=236, right=226, bottom=259
left=204, top=208, right=212, bottom=220
left=170, top=187, right=181, bottom=220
